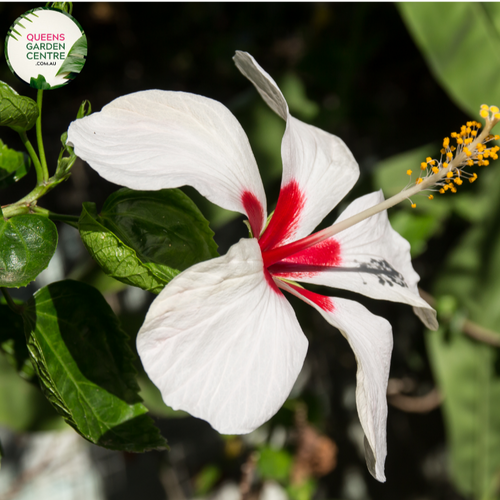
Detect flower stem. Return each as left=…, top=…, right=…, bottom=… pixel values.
left=18, top=131, right=43, bottom=184
left=36, top=89, right=49, bottom=182
left=1, top=288, right=23, bottom=314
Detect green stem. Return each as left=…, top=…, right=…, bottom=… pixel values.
left=18, top=131, right=44, bottom=184
left=31, top=206, right=79, bottom=228
left=1, top=288, right=23, bottom=315
left=36, top=89, right=49, bottom=182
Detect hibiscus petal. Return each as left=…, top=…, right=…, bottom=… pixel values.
left=67, top=90, right=267, bottom=236
left=278, top=281, right=391, bottom=482
left=272, top=191, right=438, bottom=330
left=137, top=238, right=308, bottom=434
left=234, top=51, right=359, bottom=248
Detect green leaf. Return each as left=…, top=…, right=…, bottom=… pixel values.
left=0, top=139, right=31, bottom=189
left=0, top=81, right=39, bottom=132
left=56, top=35, right=87, bottom=78
left=257, top=446, right=293, bottom=482
left=22, top=280, right=168, bottom=452
left=0, top=215, right=58, bottom=288
left=30, top=74, right=51, bottom=90
left=427, top=166, right=500, bottom=499
left=0, top=303, right=34, bottom=380
left=426, top=327, right=500, bottom=500
left=195, top=465, right=222, bottom=496
left=79, top=188, right=218, bottom=294
left=398, top=3, right=500, bottom=116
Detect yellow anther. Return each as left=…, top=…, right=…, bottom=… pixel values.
left=481, top=109, right=489, bottom=118
left=439, top=188, right=445, bottom=194
left=443, top=137, right=450, bottom=147
left=481, top=104, right=489, bottom=110
left=495, top=135, right=500, bottom=140
left=407, top=169, right=412, bottom=176
left=432, top=166, right=440, bottom=174
left=451, top=146, right=456, bottom=151
left=490, top=105, right=499, bottom=113
left=457, top=138, right=463, bottom=144
left=428, top=195, right=434, bottom=200
left=451, top=132, right=457, bottom=138
left=484, top=160, right=490, bottom=166
left=446, top=152, right=453, bottom=159
left=451, top=187, right=457, bottom=193
left=470, top=173, right=478, bottom=183
left=467, top=159, right=474, bottom=166
left=420, top=162, right=427, bottom=170
left=411, top=203, right=416, bottom=208
left=465, top=137, right=473, bottom=145
left=443, top=162, right=449, bottom=168
left=446, top=171, right=454, bottom=178
left=426, top=157, right=432, bottom=162
left=454, top=178, right=463, bottom=185
left=416, top=177, right=423, bottom=184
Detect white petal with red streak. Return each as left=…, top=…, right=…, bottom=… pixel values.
left=275, top=191, right=437, bottom=329
left=67, top=90, right=267, bottom=234
left=234, top=51, right=359, bottom=247
left=279, top=281, right=391, bottom=482
left=137, top=238, right=308, bottom=434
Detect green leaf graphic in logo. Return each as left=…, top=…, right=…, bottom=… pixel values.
left=56, top=35, right=87, bottom=79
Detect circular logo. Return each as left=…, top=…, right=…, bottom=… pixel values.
left=4, top=7, right=87, bottom=90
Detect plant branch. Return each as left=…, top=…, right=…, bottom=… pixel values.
left=36, top=89, right=49, bottom=182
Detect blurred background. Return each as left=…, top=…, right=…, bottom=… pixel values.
left=1, top=2, right=500, bottom=500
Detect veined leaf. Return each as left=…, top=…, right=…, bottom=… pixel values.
left=79, top=188, right=218, bottom=294
left=0, top=81, right=38, bottom=132
left=0, top=215, right=58, bottom=288
left=0, top=139, right=31, bottom=189
left=22, top=280, right=168, bottom=451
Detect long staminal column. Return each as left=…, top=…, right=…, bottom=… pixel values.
left=263, top=107, right=500, bottom=268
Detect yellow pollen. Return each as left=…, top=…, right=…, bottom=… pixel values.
left=416, top=177, right=423, bottom=184
left=420, top=162, right=427, bottom=170
left=446, top=171, right=454, bottom=178
left=439, top=188, right=445, bottom=194
left=490, top=106, right=500, bottom=113
left=432, top=166, right=440, bottom=174
left=428, top=195, right=434, bottom=200
left=454, top=178, right=463, bottom=185
left=407, top=169, right=412, bottom=176
left=457, top=138, right=463, bottom=144
left=451, top=187, right=457, bottom=193
left=470, top=173, right=478, bottom=183
left=411, top=203, right=416, bottom=208
left=481, top=109, right=489, bottom=118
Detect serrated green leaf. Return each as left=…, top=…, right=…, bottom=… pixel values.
left=22, top=280, right=168, bottom=452
left=79, top=188, right=218, bottom=294
left=398, top=3, right=500, bottom=116
left=0, top=139, right=31, bottom=189
left=0, top=81, right=39, bottom=132
left=0, top=304, right=34, bottom=380
left=0, top=215, right=58, bottom=288
left=56, top=35, right=87, bottom=78
left=427, top=167, right=500, bottom=499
